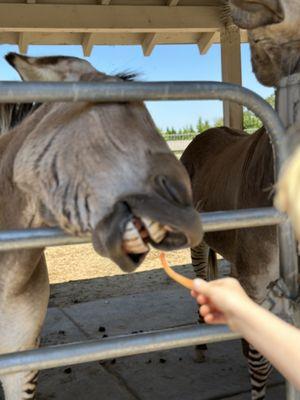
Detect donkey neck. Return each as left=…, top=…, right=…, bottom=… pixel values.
left=0, top=119, right=41, bottom=230
left=0, top=113, right=46, bottom=297
left=239, top=127, right=274, bottom=208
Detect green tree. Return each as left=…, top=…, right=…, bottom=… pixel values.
left=196, top=117, right=211, bottom=133
left=266, top=93, right=275, bottom=108
left=214, top=117, right=224, bottom=127
left=243, top=110, right=262, bottom=132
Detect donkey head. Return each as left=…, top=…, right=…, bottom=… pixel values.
left=6, top=53, right=202, bottom=272
left=225, top=0, right=300, bottom=86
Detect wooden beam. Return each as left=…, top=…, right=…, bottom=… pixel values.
left=0, top=5, right=221, bottom=33
left=18, top=33, right=29, bottom=53
left=82, top=33, right=95, bottom=57
left=167, top=0, right=179, bottom=6
left=142, top=33, right=157, bottom=56
left=26, top=0, right=36, bottom=3
left=197, top=31, right=217, bottom=55
left=221, top=26, right=243, bottom=130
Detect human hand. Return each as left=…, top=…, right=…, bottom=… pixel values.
left=191, top=277, right=253, bottom=331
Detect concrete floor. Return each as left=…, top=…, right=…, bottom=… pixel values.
left=1, top=270, right=285, bottom=399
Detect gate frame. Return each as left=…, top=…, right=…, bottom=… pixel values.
left=0, top=80, right=298, bottom=399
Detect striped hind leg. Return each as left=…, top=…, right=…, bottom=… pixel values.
left=0, top=254, right=49, bottom=400
left=1, top=368, right=39, bottom=400
left=191, top=241, right=217, bottom=362
left=191, top=241, right=209, bottom=281
left=242, top=340, right=272, bottom=400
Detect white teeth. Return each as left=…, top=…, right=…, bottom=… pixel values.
left=142, top=217, right=167, bottom=243
left=123, top=221, right=148, bottom=254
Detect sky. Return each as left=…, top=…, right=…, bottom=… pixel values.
left=0, top=43, right=274, bottom=130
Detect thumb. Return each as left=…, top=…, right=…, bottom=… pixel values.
left=193, top=278, right=210, bottom=295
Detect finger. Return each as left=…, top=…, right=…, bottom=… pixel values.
left=199, top=304, right=215, bottom=317
left=204, top=312, right=227, bottom=325
left=193, top=278, right=210, bottom=295
left=196, top=294, right=209, bottom=305
left=191, top=290, right=198, bottom=298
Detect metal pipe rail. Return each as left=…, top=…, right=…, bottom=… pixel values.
left=0, top=80, right=297, bottom=398
left=0, top=208, right=285, bottom=251
left=0, top=80, right=287, bottom=167
left=0, top=325, right=240, bottom=375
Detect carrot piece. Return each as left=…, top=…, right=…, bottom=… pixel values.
left=159, top=252, right=194, bottom=290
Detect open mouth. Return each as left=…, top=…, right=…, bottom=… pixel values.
left=122, top=215, right=187, bottom=265
left=92, top=198, right=201, bottom=273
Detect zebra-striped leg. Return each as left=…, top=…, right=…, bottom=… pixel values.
left=0, top=254, right=49, bottom=400
left=191, top=241, right=210, bottom=281
left=191, top=242, right=212, bottom=362
left=1, top=371, right=39, bottom=400
left=242, top=340, right=272, bottom=400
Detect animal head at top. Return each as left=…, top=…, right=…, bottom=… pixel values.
left=224, top=0, right=300, bottom=87
left=4, top=52, right=203, bottom=272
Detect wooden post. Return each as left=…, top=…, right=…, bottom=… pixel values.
left=221, top=25, right=243, bottom=130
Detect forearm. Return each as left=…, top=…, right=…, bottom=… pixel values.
left=234, top=301, right=300, bottom=389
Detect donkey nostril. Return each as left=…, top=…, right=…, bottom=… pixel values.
left=155, top=175, right=189, bottom=206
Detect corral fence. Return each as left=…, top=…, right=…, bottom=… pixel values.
left=0, top=80, right=298, bottom=399
left=164, top=128, right=262, bottom=153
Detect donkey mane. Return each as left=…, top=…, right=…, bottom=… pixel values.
left=0, top=70, right=137, bottom=137
left=115, top=71, right=138, bottom=81
left=0, top=103, right=39, bottom=135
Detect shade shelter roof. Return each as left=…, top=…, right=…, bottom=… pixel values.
left=0, top=0, right=247, bottom=56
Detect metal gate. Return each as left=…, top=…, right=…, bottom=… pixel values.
left=0, top=80, right=298, bottom=398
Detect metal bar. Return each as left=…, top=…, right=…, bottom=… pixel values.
left=0, top=325, right=240, bottom=375
left=279, top=222, right=298, bottom=299
left=201, top=208, right=285, bottom=232
left=0, top=81, right=287, bottom=167
left=0, top=208, right=286, bottom=251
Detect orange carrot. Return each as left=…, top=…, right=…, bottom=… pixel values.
left=159, top=252, right=194, bottom=290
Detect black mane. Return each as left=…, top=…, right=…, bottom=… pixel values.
left=0, top=103, right=40, bottom=135
left=115, top=72, right=138, bottom=81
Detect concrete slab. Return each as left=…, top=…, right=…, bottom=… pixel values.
left=41, top=307, right=86, bottom=346
left=104, top=341, right=283, bottom=400
left=61, top=287, right=283, bottom=400
left=37, top=363, right=136, bottom=400
left=63, top=287, right=198, bottom=337
left=226, top=384, right=285, bottom=399
left=0, top=282, right=285, bottom=400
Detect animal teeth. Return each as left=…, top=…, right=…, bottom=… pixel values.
left=142, top=217, right=167, bottom=243
left=123, top=220, right=148, bottom=254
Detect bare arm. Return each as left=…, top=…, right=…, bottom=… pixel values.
left=192, top=278, right=300, bottom=389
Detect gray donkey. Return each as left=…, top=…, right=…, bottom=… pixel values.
left=0, top=53, right=202, bottom=400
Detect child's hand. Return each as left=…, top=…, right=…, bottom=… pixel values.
left=191, top=277, right=252, bottom=331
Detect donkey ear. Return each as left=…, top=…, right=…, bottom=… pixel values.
left=229, top=0, right=284, bottom=29
left=5, top=52, right=97, bottom=81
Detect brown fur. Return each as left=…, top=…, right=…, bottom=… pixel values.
left=181, top=126, right=278, bottom=400
left=181, top=126, right=276, bottom=300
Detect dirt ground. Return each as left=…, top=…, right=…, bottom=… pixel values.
left=46, top=244, right=227, bottom=308
left=46, top=245, right=194, bottom=307
left=46, top=245, right=191, bottom=284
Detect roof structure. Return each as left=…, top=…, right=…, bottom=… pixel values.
left=0, top=0, right=246, bottom=129
left=0, top=0, right=247, bottom=56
